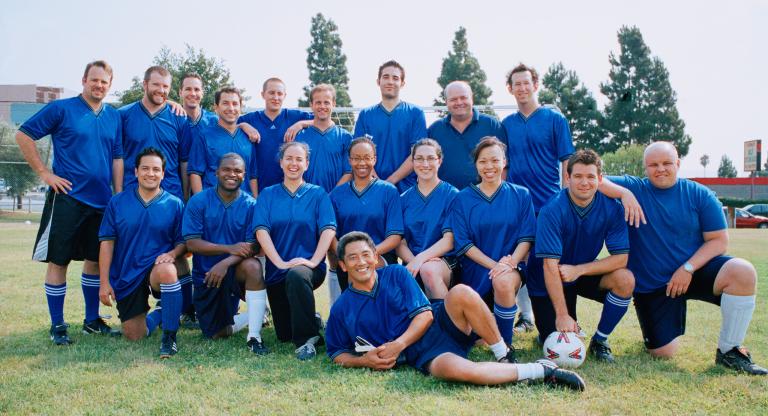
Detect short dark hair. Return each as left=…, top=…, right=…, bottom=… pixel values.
left=337, top=231, right=376, bottom=260
left=135, top=147, right=166, bottom=170
left=472, top=136, right=507, bottom=164
left=349, top=136, right=377, bottom=157
left=310, top=83, right=336, bottom=103
left=378, top=60, right=405, bottom=82
left=567, top=149, right=602, bottom=176
left=144, top=66, right=170, bottom=82
left=506, top=63, right=539, bottom=86
left=180, top=72, right=203, bottom=89
left=214, top=86, right=242, bottom=105
left=278, top=141, right=310, bottom=160
left=217, top=152, right=245, bottom=169
left=262, top=77, right=285, bottom=92
left=411, top=138, right=443, bottom=159
left=83, top=60, right=113, bottom=82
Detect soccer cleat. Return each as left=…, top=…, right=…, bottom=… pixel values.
left=159, top=331, right=178, bottom=359
left=179, top=313, right=199, bottom=330
left=50, top=323, right=72, bottom=345
left=262, top=307, right=272, bottom=328
left=247, top=337, right=270, bottom=355
left=513, top=316, right=535, bottom=334
left=498, top=345, right=518, bottom=364
left=536, top=359, right=587, bottom=392
left=295, top=342, right=317, bottom=361
left=588, top=338, right=615, bottom=363
left=82, top=318, right=121, bottom=336
left=716, top=346, right=768, bottom=375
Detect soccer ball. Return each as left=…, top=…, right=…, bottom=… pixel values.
left=542, top=331, right=586, bottom=368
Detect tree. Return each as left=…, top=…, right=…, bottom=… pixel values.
left=0, top=122, right=50, bottom=208
left=717, top=155, right=738, bottom=178
left=600, top=26, right=692, bottom=157
left=434, top=27, right=493, bottom=111
left=115, top=45, right=239, bottom=110
left=299, top=13, right=353, bottom=128
left=601, top=144, right=645, bottom=177
left=539, top=62, right=607, bottom=153
left=699, top=154, right=710, bottom=177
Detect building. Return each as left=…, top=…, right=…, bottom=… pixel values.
left=691, top=177, right=768, bottom=200
left=0, top=84, right=77, bottom=126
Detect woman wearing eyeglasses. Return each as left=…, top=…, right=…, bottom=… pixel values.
left=328, top=136, right=404, bottom=301
left=397, top=139, right=459, bottom=303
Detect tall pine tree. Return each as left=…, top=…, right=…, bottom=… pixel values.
left=600, top=26, right=692, bottom=156
left=539, top=62, right=607, bottom=153
left=717, top=155, right=738, bottom=178
left=434, top=27, right=492, bottom=109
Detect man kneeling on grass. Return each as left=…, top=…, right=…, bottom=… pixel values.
left=325, top=231, right=586, bottom=391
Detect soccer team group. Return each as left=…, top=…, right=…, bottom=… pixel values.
left=14, top=59, right=766, bottom=393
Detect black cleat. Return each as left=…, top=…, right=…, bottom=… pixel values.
left=50, top=323, right=72, bottom=345
left=498, top=345, right=518, bottom=363
left=247, top=337, right=270, bottom=355
left=179, top=313, right=199, bottom=330
left=159, top=331, right=178, bottom=359
left=716, top=346, right=768, bottom=375
left=83, top=318, right=121, bottom=336
left=513, top=316, right=535, bottom=334
left=537, top=359, right=587, bottom=392
left=588, top=338, right=615, bottom=363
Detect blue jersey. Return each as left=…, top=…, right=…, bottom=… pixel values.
left=401, top=181, right=459, bottom=256
left=182, top=188, right=257, bottom=286
left=427, top=109, right=507, bottom=189
left=530, top=190, right=630, bottom=296
left=449, top=182, right=536, bottom=297
left=329, top=179, right=404, bottom=247
left=295, top=125, right=352, bottom=193
left=326, top=265, right=432, bottom=363
left=98, top=189, right=184, bottom=300
left=187, top=122, right=258, bottom=193
left=119, top=102, right=190, bottom=200
left=19, top=95, right=122, bottom=209
left=252, top=183, right=336, bottom=285
left=238, top=109, right=313, bottom=191
left=502, top=106, right=574, bottom=212
left=181, top=109, right=218, bottom=158
left=609, top=176, right=726, bottom=293
left=354, top=102, right=427, bottom=192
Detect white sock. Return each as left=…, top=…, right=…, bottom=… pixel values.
left=489, top=340, right=508, bottom=361
left=515, top=363, right=545, bottom=381
left=517, top=285, right=534, bottom=321
left=246, top=289, right=267, bottom=341
left=232, top=313, right=249, bottom=333
left=328, top=270, right=341, bottom=306
left=718, top=293, right=756, bottom=353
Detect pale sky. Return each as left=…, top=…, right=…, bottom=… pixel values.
left=2, top=0, right=765, bottom=177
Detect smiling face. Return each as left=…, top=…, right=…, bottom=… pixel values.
left=349, top=142, right=376, bottom=180
left=644, top=143, right=680, bottom=189
left=135, top=154, right=164, bottom=192
left=143, top=71, right=171, bottom=106
left=261, top=80, right=286, bottom=113
left=81, top=66, right=112, bottom=104
left=215, top=91, right=242, bottom=125
left=566, top=162, right=601, bottom=204
left=339, top=239, right=379, bottom=287
left=475, top=144, right=506, bottom=184
left=180, top=77, right=203, bottom=110
left=310, top=89, right=335, bottom=123
left=216, top=157, right=245, bottom=192
left=280, top=144, right=309, bottom=182
left=413, top=144, right=441, bottom=183
left=445, top=82, right=473, bottom=122
left=507, top=70, right=538, bottom=106
left=377, top=65, right=404, bottom=100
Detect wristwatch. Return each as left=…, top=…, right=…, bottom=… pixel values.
left=683, top=261, right=694, bottom=274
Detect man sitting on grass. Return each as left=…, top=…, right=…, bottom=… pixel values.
left=325, top=231, right=586, bottom=391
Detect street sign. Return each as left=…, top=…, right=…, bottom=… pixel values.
left=744, top=140, right=762, bottom=172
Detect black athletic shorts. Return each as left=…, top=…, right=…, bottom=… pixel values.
left=194, top=269, right=245, bottom=338
left=633, top=255, right=731, bottom=350
left=116, top=270, right=160, bottom=322
left=530, top=275, right=608, bottom=344
left=33, top=191, right=103, bottom=265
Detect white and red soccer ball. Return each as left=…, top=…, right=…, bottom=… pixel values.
left=542, top=331, right=586, bottom=368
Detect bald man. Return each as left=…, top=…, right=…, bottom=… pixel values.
left=601, top=141, right=766, bottom=375
left=427, top=81, right=505, bottom=189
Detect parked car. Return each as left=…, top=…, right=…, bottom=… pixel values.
left=743, top=203, right=768, bottom=217
left=725, top=207, right=768, bottom=228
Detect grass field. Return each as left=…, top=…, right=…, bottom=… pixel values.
left=1, top=218, right=766, bottom=415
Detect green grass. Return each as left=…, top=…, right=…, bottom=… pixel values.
left=1, top=223, right=766, bottom=415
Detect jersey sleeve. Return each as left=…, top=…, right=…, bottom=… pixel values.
left=440, top=188, right=459, bottom=235
left=98, top=198, right=118, bottom=241
left=410, top=108, right=428, bottom=146
left=449, top=197, right=474, bottom=256
left=341, top=130, right=353, bottom=173
left=243, top=200, right=257, bottom=244
left=553, top=112, right=575, bottom=161
left=316, top=192, right=337, bottom=232
left=178, top=116, right=192, bottom=162
left=187, top=133, right=206, bottom=176
left=393, top=266, right=432, bottom=318
left=534, top=206, right=562, bottom=259
left=252, top=192, right=271, bottom=233
left=172, top=199, right=185, bottom=246
left=18, top=101, right=63, bottom=140
left=111, top=113, right=124, bottom=159
left=249, top=143, right=259, bottom=180
left=494, top=118, right=508, bottom=144
left=353, top=111, right=366, bottom=137
left=698, top=186, right=727, bottom=232
left=605, top=201, right=630, bottom=254
left=517, top=189, right=536, bottom=244
left=182, top=196, right=205, bottom=241
left=325, top=301, right=355, bottom=360
left=384, top=186, right=405, bottom=237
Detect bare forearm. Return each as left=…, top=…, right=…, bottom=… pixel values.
left=189, top=174, right=203, bottom=195
left=396, top=240, right=416, bottom=263
left=169, top=243, right=187, bottom=258
left=249, top=179, right=258, bottom=198
left=333, top=353, right=376, bottom=369
left=112, top=159, right=123, bottom=193
left=180, top=161, right=189, bottom=201
left=543, top=259, right=569, bottom=316
left=256, top=230, right=285, bottom=266
left=15, top=132, right=48, bottom=176
left=311, top=229, right=336, bottom=266
left=185, top=239, right=233, bottom=256
left=576, top=254, right=628, bottom=276
left=466, top=246, right=498, bottom=270
left=394, top=311, right=432, bottom=348
left=376, top=235, right=402, bottom=256
left=508, top=242, right=531, bottom=265
left=687, top=232, right=728, bottom=271
left=386, top=158, right=413, bottom=184
left=417, top=233, right=453, bottom=261
left=98, top=241, right=114, bottom=285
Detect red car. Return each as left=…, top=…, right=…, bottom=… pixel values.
left=728, top=208, right=768, bottom=229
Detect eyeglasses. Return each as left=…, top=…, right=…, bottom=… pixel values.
left=350, top=156, right=375, bottom=163
left=413, top=156, right=440, bottom=163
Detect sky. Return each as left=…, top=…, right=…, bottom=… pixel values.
left=1, top=0, right=765, bottom=177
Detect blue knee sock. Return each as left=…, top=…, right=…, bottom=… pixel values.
left=494, top=303, right=518, bottom=345
left=45, top=282, right=66, bottom=325
left=160, top=282, right=182, bottom=332
left=146, top=304, right=162, bottom=336
left=594, top=292, right=631, bottom=342
left=81, top=273, right=101, bottom=322
left=179, top=274, right=193, bottom=314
